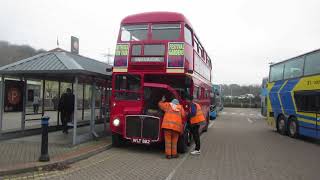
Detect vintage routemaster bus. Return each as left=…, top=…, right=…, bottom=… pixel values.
left=267, top=49, right=320, bottom=139
left=109, top=12, right=213, bottom=152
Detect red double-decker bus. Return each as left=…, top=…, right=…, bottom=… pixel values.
left=110, top=12, right=213, bottom=152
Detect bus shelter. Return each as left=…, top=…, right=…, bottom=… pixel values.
left=0, top=50, right=112, bottom=145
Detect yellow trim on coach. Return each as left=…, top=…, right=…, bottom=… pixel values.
left=297, top=117, right=317, bottom=125
left=278, top=80, right=287, bottom=115
left=266, top=82, right=276, bottom=128
left=293, top=75, right=320, bottom=91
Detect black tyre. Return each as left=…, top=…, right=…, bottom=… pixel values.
left=288, top=117, right=299, bottom=138
left=178, top=131, right=189, bottom=153
left=202, top=113, right=210, bottom=133
left=202, top=120, right=209, bottom=132
left=112, top=133, right=123, bottom=147
left=277, top=115, right=287, bottom=135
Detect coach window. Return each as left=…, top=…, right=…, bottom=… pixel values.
left=304, top=51, right=320, bottom=76
left=283, top=57, right=304, bottom=79
left=151, top=24, right=181, bottom=40
left=184, top=26, right=193, bottom=45
left=121, top=25, right=148, bottom=41
left=270, top=63, right=284, bottom=82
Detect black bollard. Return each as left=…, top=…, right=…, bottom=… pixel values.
left=39, top=116, right=50, bottom=162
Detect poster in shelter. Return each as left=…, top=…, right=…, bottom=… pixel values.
left=4, top=80, right=24, bottom=112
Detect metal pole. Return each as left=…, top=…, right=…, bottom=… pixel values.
left=42, top=80, right=45, bottom=116
left=0, top=75, right=4, bottom=134
left=57, top=81, right=61, bottom=126
left=72, top=77, right=78, bottom=145
left=230, top=87, right=233, bottom=104
left=82, top=84, right=85, bottom=121
left=39, top=116, right=50, bottom=162
left=21, top=78, right=27, bottom=130
left=99, top=86, right=103, bottom=121
left=90, top=80, right=98, bottom=138
left=104, top=83, right=107, bottom=132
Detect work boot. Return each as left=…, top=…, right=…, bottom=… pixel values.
left=166, top=155, right=172, bottom=159
left=172, top=154, right=179, bottom=158
left=190, top=150, right=201, bottom=155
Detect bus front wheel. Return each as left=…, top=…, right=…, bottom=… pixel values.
left=112, top=133, right=123, bottom=147
left=277, top=116, right=287, bottom=135
left=288, top=117, right=299, bottom=138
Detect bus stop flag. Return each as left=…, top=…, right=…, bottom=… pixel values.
left=71, top=36, right=79, bottom=54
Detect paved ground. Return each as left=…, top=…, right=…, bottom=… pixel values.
left=0, top=123, right=108, bottom=169
left=3, top=108, right=320, bottom=180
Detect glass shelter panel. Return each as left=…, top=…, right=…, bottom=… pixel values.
left=44, top=80, right=59, bottom=126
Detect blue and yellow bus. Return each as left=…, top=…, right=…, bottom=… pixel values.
left=267, top=49, right=320, bottom=139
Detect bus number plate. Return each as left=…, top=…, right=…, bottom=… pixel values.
left=132, top=138, right=151, bottom=144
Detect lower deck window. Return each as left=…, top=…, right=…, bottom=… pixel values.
left=294, top=91, right=320, bottom=113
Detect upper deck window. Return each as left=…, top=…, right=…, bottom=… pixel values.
left=283, top=57, right=304, bottom=79
left=151, top=24, right=181, bottom=40
left=121, top=25, right=148, bottom=41
left=304, top=51, right=320, bottom=76
left=270, top=63, right=284, bottom=82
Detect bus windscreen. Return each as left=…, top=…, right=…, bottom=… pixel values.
left=151, top=24, right=181, bottom=40
left=121, top=25, right=148, bottom=41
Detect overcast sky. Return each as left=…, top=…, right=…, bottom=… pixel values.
left=1, top=0, right=320, bottom=85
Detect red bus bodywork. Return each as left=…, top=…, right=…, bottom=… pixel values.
left=110, top=12, right=213, bottom=149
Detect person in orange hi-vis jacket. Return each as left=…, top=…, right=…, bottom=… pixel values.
left=158, top=96, right=185, bottom=159
left=189, top=96, right=206, bottom=155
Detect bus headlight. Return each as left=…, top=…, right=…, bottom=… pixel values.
left=113, top=118, right=120, bottom=127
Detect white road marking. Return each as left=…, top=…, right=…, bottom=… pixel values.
left=247, top=118, right=253, bottom=123
left=165, top=151, right=190, bottom=180
left=231, top=112, right=236, bottom=115
left=209, top=121, right=214, bottom=128
left=165, top=121, right=213, bottom=180
left=221, top=112, right=226, bottom=115
left=240, top=113, right=245, bottom=116
left=250, top=114, right=254, bottom=116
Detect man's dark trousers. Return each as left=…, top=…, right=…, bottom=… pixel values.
left=61, top=111, right=71, bottom=133
left=190, top=124, right=200, bottom=151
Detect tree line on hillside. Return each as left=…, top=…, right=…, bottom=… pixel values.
left=220, top=84, right=262, bottom=108
left=0, top=41, right=45, bottom=67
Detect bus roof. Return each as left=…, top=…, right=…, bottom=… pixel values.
left=270, top=48, right=320, bottom=67
left=121, top=12, right=193, bottom=29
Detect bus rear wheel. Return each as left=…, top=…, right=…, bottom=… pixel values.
left=178, top=131, right=190, bottom=153
left=277, top=115, right=287, bottom=135
left=288, top=117, right=299, bottom=138
left=112, top=133, right=123, bottom=147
